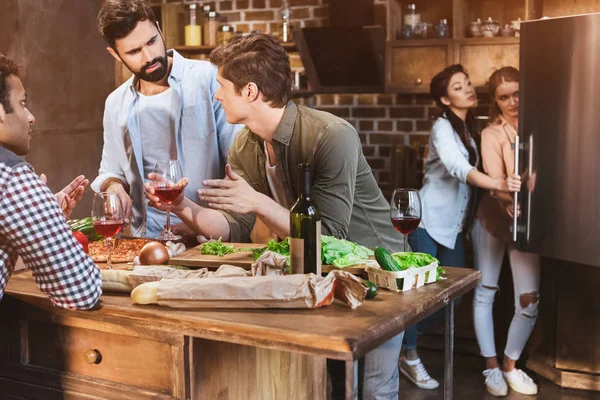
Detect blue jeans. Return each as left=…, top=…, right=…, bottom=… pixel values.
left=330, top=332, right=404, bottom=400
left=403, top=228, right=465, bottom=351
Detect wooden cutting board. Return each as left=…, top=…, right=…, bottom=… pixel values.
left=168, top=243, right=266, bottom=269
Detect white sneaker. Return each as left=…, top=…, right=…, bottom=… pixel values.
left=503, top=368, right=538, bottom=395
left=483, top=368, right=508, bottom=397
left=399, top=357, right=439, bottom=390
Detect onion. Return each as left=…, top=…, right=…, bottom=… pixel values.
left=139, top=241, right=170, bottom=265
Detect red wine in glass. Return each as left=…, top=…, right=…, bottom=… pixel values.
left=154, top=185, right=183, bottom=204
left=153, top=160, right=184, bottom=241
left=391, top=216, right=421, bottom=236
left=91, top=192, right=124, bottom=269
left=93, top=219, right=123, bottom=238
left=390, top=189, right=422, bottom=251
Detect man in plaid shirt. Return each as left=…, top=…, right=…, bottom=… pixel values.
left=0, top=54, right=102, bottom=310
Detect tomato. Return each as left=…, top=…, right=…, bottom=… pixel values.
left=72, top=231, right=89, bottom=254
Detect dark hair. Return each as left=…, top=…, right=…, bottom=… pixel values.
left=487, top=66, right=519, bottom=123
left=209, top=33, right=292, bottom=108
left=0, top=54, right=20, bottom=114
left=97, top=0, right=157, bottom=49
left=430, top=64, right=479, bottom=166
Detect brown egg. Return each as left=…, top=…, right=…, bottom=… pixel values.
left=139, top=241, right=170, bottom=265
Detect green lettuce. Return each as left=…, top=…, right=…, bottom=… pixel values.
left=391, top=252, right=446, bottom=280
left=321, top=235, right=373, bottom=265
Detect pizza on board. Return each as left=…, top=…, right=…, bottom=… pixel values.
left=89, top=238, right=153, bottom=264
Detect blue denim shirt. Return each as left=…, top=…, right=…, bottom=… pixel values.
left=91, top=50, right=242, bottom=237
left=419, top=115, right=478, bottom=249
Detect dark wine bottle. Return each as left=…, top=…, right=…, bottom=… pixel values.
left=290, top=163, right=322, bottom=275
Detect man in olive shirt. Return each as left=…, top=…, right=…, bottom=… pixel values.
left=144, top=34, right=405, bottom=400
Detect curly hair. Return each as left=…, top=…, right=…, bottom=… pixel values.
left=210, top=33, right=292, bottom=108
left=97, top=0, right=157, bottom=49
left=0, top=54, right=20, bottom=114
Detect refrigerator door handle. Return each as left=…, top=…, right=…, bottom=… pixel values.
left=526, top=134, right=533, bottom=241
left=512, top=135, right=520, bottom=242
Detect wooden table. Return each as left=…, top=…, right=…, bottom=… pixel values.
left=0, top=267, right=480, bottom=400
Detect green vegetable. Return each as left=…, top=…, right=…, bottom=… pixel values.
left=391, top=252, right=445, bottom=281
left=332, top=253, right=364, bottom=268
left=200, top=237, right=234, bottom=256
left=68, top=217, right=103, bottom=241
left=321, top=235, right=373, bottom=265
left=374, top=247, right=404, bottom=272
left=362, top=279, right=378, bottom=299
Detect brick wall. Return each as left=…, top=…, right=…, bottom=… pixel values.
left=153, top=0, right=490, bottom=197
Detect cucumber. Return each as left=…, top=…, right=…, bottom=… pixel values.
left=362, top=279, right=378, bottom=299
left=374, top=247, right=406, bottom=289
left=374, top=247, right=403, bottom=272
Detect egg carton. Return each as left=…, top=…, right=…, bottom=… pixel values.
left=365, top=261, right=438, bottom=292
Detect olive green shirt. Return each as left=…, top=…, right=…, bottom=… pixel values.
left=222, top=101, right=405, bottom=252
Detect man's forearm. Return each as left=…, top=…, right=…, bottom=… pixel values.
left=173, top=198, right=232, bottom=240
left=254, top=193, right=291, bottom=239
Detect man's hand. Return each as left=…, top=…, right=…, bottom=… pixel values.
left=144, top=174, right=189, bottom=212
left=104, top=180, right=133, bottom=224
left=198, top=164, right=261, bottom=215
left=40, top=174, right=89, bottom=220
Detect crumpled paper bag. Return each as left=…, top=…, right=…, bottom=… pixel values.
left=251, top=251, right=287, bottom=276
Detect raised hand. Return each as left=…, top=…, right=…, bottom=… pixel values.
left=198, top=164, right=261, bottom=215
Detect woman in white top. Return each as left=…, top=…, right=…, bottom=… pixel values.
left=471, top=66, right=541, bottom=397
left=399, top=64, right=521, bottom=390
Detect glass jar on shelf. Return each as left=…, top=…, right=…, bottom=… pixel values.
left=204, top=11, right=219, bottom=46
left=468, top=18, right=483, bottom=37
left=218, top=23, right=234, bottom=45
left=434, top=19, right=449, bottom=38
left=279, top=0, right=292, bottom=42
left=184, top=3, right=201, bottom=46
left=402, top=3, right=421, bottom=39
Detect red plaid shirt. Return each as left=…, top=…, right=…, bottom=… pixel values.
left=0, top=149, right=102, bottom=310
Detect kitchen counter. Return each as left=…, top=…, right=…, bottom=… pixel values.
left=0, top=267, right=480, bottom=399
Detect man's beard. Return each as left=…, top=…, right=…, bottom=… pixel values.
left=127, top=54, right=169, bottom=83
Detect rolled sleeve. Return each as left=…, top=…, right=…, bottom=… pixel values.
left=431, top=118, right=475, bottom=184
left=91, top=99, right=129, bottom=193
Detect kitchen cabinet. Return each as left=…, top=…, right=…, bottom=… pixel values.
left=385, top=0, right=538, bottom=92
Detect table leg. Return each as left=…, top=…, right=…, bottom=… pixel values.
left=345, top=360, right=356, bottom=400
left=444, top=300, right=455, bottom=400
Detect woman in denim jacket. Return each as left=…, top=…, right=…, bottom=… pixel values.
left=399, top=64, right=521, bottom=390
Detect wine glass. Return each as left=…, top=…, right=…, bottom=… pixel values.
left=390, top=188, right=422, bottom=252
left=153, top=159, right=184, bottom=241
left=91, top=192, right=124, bottom=269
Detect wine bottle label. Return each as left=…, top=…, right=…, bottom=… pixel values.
left=290, top=221, right=322, bottom=275
left=290, top=238, right=304, bottom=275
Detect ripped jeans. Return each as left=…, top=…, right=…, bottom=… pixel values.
left=471, top=218, right=541, bottom=361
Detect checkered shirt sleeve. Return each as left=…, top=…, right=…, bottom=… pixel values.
left=0, top=163, right=102, bottom=309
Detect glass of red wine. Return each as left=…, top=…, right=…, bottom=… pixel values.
left=91, top=192, right=124, bottom=269
left=153, top=159, right=184, bottom=241
left=390, top=188, right=422, bottom=252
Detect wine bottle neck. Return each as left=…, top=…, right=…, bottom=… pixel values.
left=299, top=165, right=311, bottom=198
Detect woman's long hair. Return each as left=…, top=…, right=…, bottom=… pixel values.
left=487, top=66, right=519, bottom=123
left=430, top=64, right=479, bottom=166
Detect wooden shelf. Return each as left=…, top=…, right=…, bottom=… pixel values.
left=173, top=42, right=298, bottom=54
left=389, top=36, right=519, bottom=47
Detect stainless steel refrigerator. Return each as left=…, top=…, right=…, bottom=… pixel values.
left=517, top=13, right=600, bottom=267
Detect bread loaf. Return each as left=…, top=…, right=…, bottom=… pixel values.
left=131, top=282, right=159, bottom=304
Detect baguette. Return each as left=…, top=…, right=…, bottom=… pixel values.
left=101, top=269, right=133, bottom=293
left=131, top=282, right=159, bottom=304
